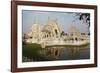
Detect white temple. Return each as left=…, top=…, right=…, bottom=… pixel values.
left=25, top=17, right=90, bottom=48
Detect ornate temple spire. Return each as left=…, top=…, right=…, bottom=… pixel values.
left=31, top=17, right=40, bottom=31
left=47, top=16, right=58, bottom=24
left=47, top=16, right=50, bottom=24
left=54, top=18, right=58, bottom=24
left=34, top=16, right=38, bottom=24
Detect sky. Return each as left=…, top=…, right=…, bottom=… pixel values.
left=22, top=10, right=90, bottom=34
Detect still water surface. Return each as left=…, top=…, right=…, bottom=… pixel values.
left=23, top=45, right=90, bottom=62
left=38, top=45, right=90, bottom=61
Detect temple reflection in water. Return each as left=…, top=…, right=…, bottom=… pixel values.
left=38, top=45, right=90, bottom=61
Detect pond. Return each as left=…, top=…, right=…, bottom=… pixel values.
left=39, top=45, right=90, bottom=61
left=22, top=44, right=90, bottom=62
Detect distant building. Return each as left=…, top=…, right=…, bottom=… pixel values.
left=63, top=25, right=90, bottom=42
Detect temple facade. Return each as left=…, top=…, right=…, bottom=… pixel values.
left=25, top=17, right=90, bottom=48
left=26, top=18, right=61, bottom=43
